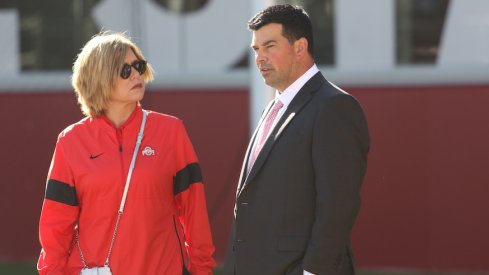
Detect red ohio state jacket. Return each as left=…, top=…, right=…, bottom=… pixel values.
left=37, top=106, right=216, bottom=275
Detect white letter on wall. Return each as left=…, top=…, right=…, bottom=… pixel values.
left=335, top=0, right=395, bottom=70
left=93, top=0, right=249, bottom=74
left=438, top=0, right=489, bottom=65
left=0, top=10, right=19, bottom=75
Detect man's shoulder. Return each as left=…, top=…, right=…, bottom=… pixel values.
left=315, top=78, right=352, bottom=99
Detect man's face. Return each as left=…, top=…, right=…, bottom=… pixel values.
left=251, top=23, right=300, bottom=92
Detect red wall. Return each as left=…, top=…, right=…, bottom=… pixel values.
left=1, top=84, right=488, bottom=271
left=351, top=84, right=489, bottom=271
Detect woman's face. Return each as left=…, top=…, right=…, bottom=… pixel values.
left=110, top=49, right=145, bottom=106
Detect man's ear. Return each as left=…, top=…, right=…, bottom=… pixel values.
left=295, top=37, right=308, bottom=56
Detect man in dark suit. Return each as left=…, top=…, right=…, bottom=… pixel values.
left=224, top=4, right=370, bottom=275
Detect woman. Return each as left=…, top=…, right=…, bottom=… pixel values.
left=37, top=32, right=216, bottom=275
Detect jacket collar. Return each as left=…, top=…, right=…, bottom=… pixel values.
left=98, top=105, right=143, bottom=132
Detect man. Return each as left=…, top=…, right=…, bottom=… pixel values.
left=224, top=4, right=370, bottom=275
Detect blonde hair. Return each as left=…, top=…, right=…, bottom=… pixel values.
left=71, top=31, right=154, bottom=117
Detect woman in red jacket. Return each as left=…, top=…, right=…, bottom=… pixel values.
left=37, top=31, right=216, bottom=275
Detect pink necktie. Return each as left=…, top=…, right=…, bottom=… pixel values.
left=248, top=100, right=284, bottom=174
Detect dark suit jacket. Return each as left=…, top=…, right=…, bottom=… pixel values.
left=223, top=72, right=370, bottom=275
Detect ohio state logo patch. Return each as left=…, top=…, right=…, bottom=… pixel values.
left=142, top=146, right=155, bottom=156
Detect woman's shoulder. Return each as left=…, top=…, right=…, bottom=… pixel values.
left=146, top=110, right=184, bottom=127
left=58, top=117, right=97, bottom=140
left=58, top=116, right=91, bottom=138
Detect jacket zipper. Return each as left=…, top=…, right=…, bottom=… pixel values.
left=116, top=127, right=126, bottom=187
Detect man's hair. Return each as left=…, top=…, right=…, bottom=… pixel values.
left=71, top=31, right=154, bottom=117
left=248, top=4, right=314, bottom=56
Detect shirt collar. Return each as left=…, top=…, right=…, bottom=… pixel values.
left=276, top=64, right=319, bottom=107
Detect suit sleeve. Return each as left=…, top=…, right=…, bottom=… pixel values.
left=172, top=120, right=216, bottom=275
left=37, top=135, right=80, bottom=275
left=303, top=94, right=370, bottom=274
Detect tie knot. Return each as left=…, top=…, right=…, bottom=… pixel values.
left=273, top=100, right=284, bottom=110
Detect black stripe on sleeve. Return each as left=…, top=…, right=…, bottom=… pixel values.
left=45, top=179, right=79, bottom=206
left=173, top=163, right=203, bottom=195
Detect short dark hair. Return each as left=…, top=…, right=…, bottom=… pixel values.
left=248, top=4, right=314, bottom=56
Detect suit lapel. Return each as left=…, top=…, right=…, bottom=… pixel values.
left=237, top=72, right=326, bottom=197
left=235, top=100, right=275, bottom=196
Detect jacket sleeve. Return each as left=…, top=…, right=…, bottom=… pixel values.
left=302, top=94, right=370, bottom=274
left=37, top=135, right=80, bottom=275
left=172, top=120, right=216, bottom=275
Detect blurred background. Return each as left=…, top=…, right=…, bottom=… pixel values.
left=0, top=0, right=488, bottom=274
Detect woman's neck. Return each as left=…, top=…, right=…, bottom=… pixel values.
left=105, top=102, right=137, bottom=128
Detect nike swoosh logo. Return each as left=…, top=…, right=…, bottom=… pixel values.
left=89, top=153, right=104, bottom=159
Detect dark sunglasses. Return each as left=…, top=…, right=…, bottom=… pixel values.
left=120, top=60, right=147, bottom=79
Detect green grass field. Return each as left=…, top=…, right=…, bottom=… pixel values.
left=0, top=262, right=37, bottom=275
left=0, top=263, right=224, bottom=275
